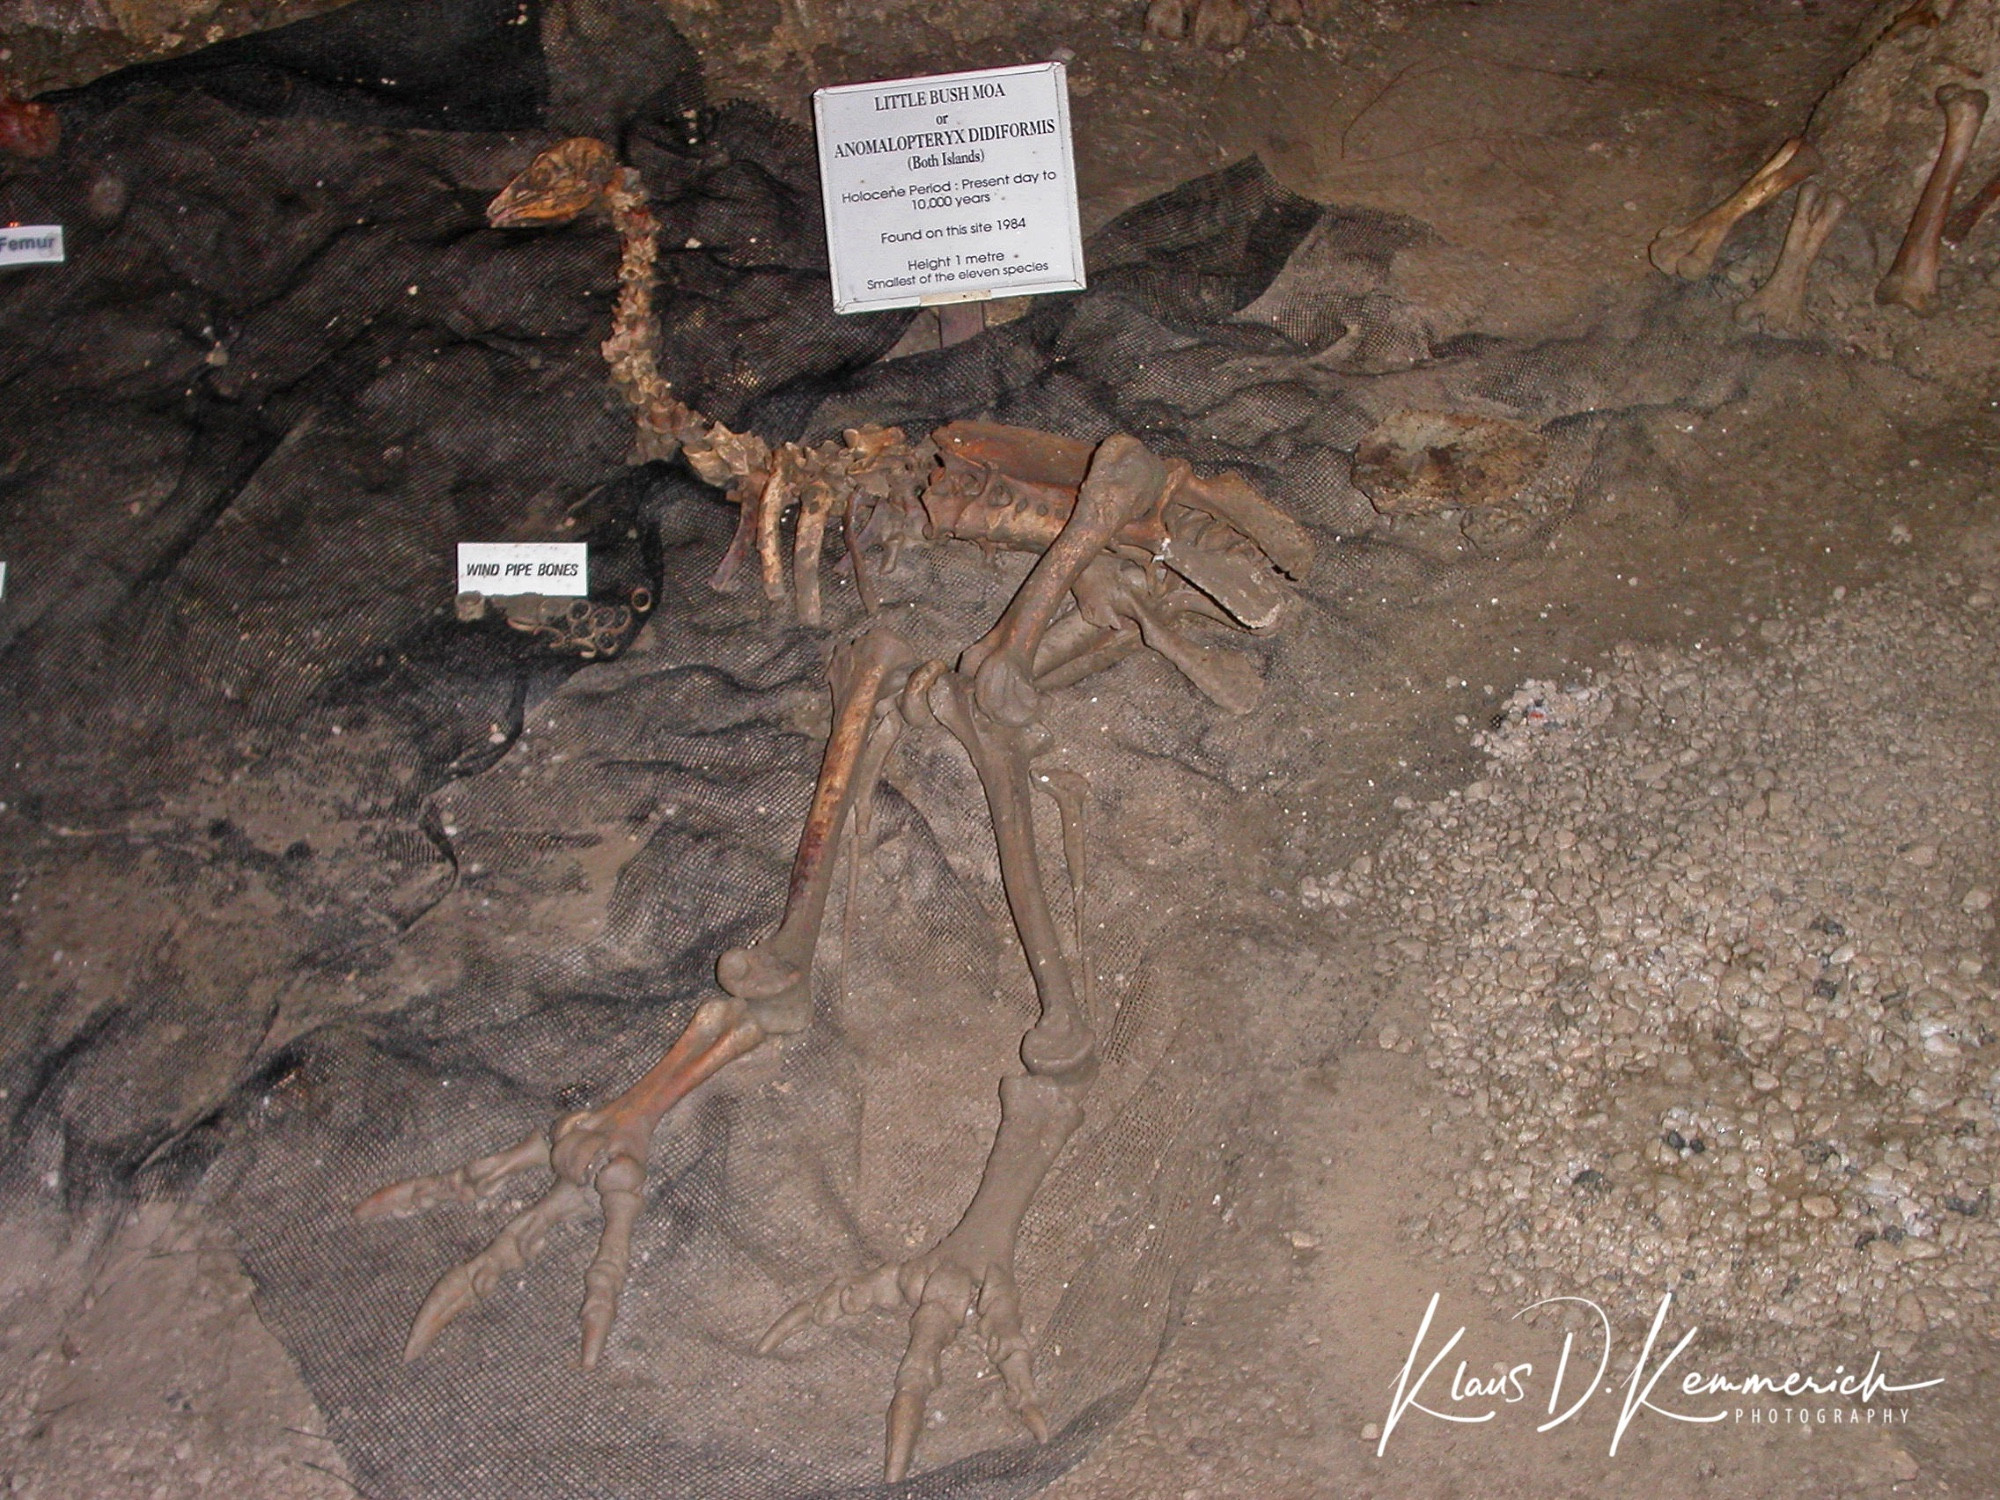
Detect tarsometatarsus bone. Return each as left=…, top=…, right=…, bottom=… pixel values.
left=1734, top=181, right=1850, bottom=336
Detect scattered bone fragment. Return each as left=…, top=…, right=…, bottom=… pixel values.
left=1648, top=137, right=1822, bottom=280
left=1191, top=0, right=1252, bottom=49
left=1351, top=410, right=1548, bottom=517
left=1876, top=84, right=1989, bottom=316
left=1879, top=0, right=1957, bottom=45
left=1943, top=163, right=2000, bottom=244
left=1734, top=181, right=1850, bottom=335
left=1144, top=0, right=1190, bottom=40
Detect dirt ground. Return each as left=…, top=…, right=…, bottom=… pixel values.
left=3, top=1, right=1997, bottom=1497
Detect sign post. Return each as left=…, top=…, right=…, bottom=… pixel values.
left=0, top=225, right=63, bottom=269
left=813, top=62, right=1085, bottom=316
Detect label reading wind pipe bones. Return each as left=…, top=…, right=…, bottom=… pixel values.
left=814, top=62, right=1085, bottom=315
left=457, top=542, right=588, bottom=597
left=0, top=226, right=64, bottom=268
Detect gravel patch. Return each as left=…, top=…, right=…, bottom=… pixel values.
left=1310, top=569, right=2000, bottom=1360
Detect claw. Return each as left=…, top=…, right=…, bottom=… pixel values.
left=404, top=1181, right=593, bottom=1358
left=580, top=1154, right=646, bottom=1368
left=973, top=1264, right=1047, bottom=1442
left=886, top=1271, right=972, bottom=1481
left=355, top=1129, right=551, bottom=1220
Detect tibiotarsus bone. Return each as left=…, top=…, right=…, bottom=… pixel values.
left=1734, top=182, right=1850, bottom=335
left=1649, top=137, right=1822, bottom=280
left=1877, top=84, right=1989, bottom=316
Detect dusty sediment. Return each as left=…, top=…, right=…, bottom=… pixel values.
left=1312, top=557, right=2000, bottom=1361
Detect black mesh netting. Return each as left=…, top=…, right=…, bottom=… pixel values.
left=0, top=3, right=1765, bottom=1496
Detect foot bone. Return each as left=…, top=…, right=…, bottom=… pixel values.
left=759, top=1073, right=1083, bottom=1481
left=356, top=996, right=766, bottom=1366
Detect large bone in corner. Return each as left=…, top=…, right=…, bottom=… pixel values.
left=1734, top=182, right=1849, bottom=335
left=1876, top=84, right=1990, bottom=316
left=1649, top=138, right=1822, bottom=280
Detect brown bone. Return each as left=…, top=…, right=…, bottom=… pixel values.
left=1649, top=138, right=1822, bottom=280
left=1071, top=559, right=1264, bottom=714
left=1880, top=0, right=1957, bottom=44
left=486, top=137, right=617, bottom=227
left=1943, top=164, right=2000, bottom=245
left=1734, top=182, right=1850, bottom=336
left=958, top=436, right=1172, bottom=727
left=933, top=420, right=1094, bottom=486
left=714, top=628, right=917, bottom=1031
left=1877, top=84, right=1990, bottom=316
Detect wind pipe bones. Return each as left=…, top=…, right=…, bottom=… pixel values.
left=1877, top=84, right=1990, bottom=315
left=1649, top=137, right=1822, bottom=281
left=1734, top=182, right=1850, bottom=336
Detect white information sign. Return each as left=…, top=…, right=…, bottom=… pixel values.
left=813, top=63, right=1085, bottom=315
left=0, top=225, right=64, bottom=269
left=457, top=542, right=588, bottom=596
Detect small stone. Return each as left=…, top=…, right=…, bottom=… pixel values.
left=1764, top=790, right=1795, bottom=820
left=1751, top=1070, right=1779, bottom=1092
left=1802, top=1195, right=1838, bottom=1219
left=1962, top=888, right=1992, bottom=913
left=1378, top=1022, right=1404, bottom=1050
left=1287, top=1229, right=1320, bottom=1251
left=1903, top=843, right=1937, bottom=867
left=1361, top=1422, right=1381, bottom=1442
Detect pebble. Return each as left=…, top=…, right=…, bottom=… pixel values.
left=1319, top=575, right=2000, bottom=1356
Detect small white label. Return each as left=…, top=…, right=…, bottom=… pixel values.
left=814, top=63, right=1085, bottom=315
left=0, top=226, right=64, bottom=268
left=457, top=542, right=588, bottom=596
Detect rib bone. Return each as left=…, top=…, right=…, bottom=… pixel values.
left=1649, top=137, right=1822, bottom=280
left=1734, top=182, right=1850, bottom=335
left=1877, top=85, right=1990, bottom=316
